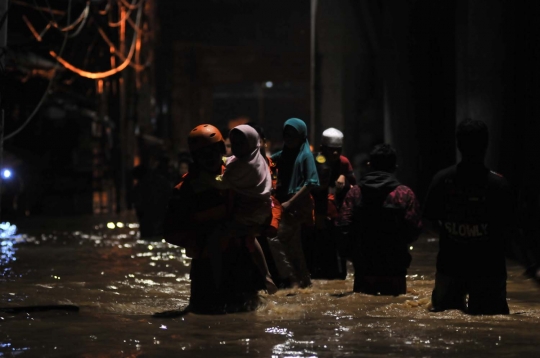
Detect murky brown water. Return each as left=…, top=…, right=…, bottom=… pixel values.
left=1, top=216, right=539, bottom=357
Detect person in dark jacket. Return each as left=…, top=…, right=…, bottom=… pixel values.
left=339, top=144, right=422, bottom=295
left=423, top=119, right=516, bottom=315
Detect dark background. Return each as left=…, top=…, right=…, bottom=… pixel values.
left=1, top=0, right=539, bottom=227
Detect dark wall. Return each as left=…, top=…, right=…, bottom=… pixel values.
left=500, top=1, right=540, bottom=252
left=316, top=0, right=457, bottom=195
left=409, top=0, right=457, bottom=196
left=156, top=0, right=311, bottom=151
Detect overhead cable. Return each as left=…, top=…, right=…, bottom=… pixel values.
left=4, top=0, right=73, bottom=141
left=108, top=0, right=135, bottom=28
left=96, top=25, right=146, bottom=71
left=118, top=0, right=143, bottom=10
left=49, top=2, right=143, bottom=80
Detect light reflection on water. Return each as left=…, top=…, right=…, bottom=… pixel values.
left=0, top=217, right=539, bottom=357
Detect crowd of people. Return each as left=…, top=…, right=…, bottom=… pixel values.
left=149, top=117, right=517, bottom=316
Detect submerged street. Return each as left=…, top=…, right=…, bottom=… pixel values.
left=0, top=216, right=539, bottom=357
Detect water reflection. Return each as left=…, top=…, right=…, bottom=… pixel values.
left=272, top=339, right=317, bottom=358
left=0, top=218, right=538, bottom=357
left=1, top=222, right=25, bottom=271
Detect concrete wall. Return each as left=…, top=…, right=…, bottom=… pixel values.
left=315, top=0, right=384, bottom=176
left=456, top=0, right=505, bottom=170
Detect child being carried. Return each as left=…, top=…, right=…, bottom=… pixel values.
left=207, top=124, right=278, bottom=294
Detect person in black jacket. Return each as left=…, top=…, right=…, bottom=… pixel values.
left=339, top=144, right=422, bottom=295
left=423, top=119, right=516, bottom=315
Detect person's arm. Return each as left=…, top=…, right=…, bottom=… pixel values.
left=281, top=152, right=319, bottom=212
left=163, top=181, right=229, bottom=257
left=340, top=156, right=357, bottom=186
left=400, top=187, right=423, bottom=243
left=281, top=184, right=314, bottom=212
left=335, top=174, right=347, bottom=192
left=335, top=185, right=360, bottom=228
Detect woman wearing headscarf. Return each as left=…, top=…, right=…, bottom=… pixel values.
left=271, top=118, right=320, bottom=288
left=205, top=124, right=278, bottom=294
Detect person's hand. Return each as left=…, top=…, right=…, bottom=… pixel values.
left=281, top=200, right=292, bottom=213
left=335, top=174, right=346, bottom=192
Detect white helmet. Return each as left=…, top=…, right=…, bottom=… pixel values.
left=321, top=127, right=343, bottom=148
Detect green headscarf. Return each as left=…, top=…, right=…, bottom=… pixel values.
left=272, top=118, right=319, bottom=195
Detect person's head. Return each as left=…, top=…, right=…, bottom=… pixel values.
left=320, top=127, right=343, bottom=163
left=221, top=127, right=233, bottom=157
left=283, top=118, right=307, bottom=149
left=368, top=144, right=397, bottom=173
left=229, top=125, right=260, bottom=159
left=456, top=119, right=489, bottom=162
left=188, top=124, right=225, bottom=173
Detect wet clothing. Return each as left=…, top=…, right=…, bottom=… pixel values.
left=305, top=190, right=348, bottom=279
left=306, top=153, right=355, bottom=279
left=277, top=210, right=312, bottom=284
left=424, top=162, right=515, bottom=314
left=163, top=169, right=263, bottom=314
left=424, top=163, right=515, bottom=278
left=339, top=171, right=422, bottom=294
left=431, top=272, right=509, bottom=315
left=354, top=275, right=407, bottom=296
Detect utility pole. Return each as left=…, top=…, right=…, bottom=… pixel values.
left=0, top=0, right=8, bottom=221
left=117, top=4, right=127, bottom=213
left=310, top=0, right=317, bottom=145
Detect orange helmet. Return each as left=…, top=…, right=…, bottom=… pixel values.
left=187, top=124, right=225, bottom=152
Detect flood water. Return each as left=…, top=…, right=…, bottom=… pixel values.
left=1, top=216, right=539, bottom=357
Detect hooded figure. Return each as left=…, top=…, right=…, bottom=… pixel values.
left=342, top=144, right=422, bottom=295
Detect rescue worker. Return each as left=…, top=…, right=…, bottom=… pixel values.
left=307, top=127, right=356, bottom=279
left=162, top=124, right=263, bottom=314
left=339, top=144, right=422, bottom=295
left=318, top=127, right=356, bottom=190
left=424, top=119, right=516, bottom=314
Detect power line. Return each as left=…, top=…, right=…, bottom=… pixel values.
left=3, top=0, right=73, bottom=141
left=118, top=0, right=143, bottom=10
left=49, top=1, right=143, bottom=80
left=108, top=0, right=134, bottom=28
